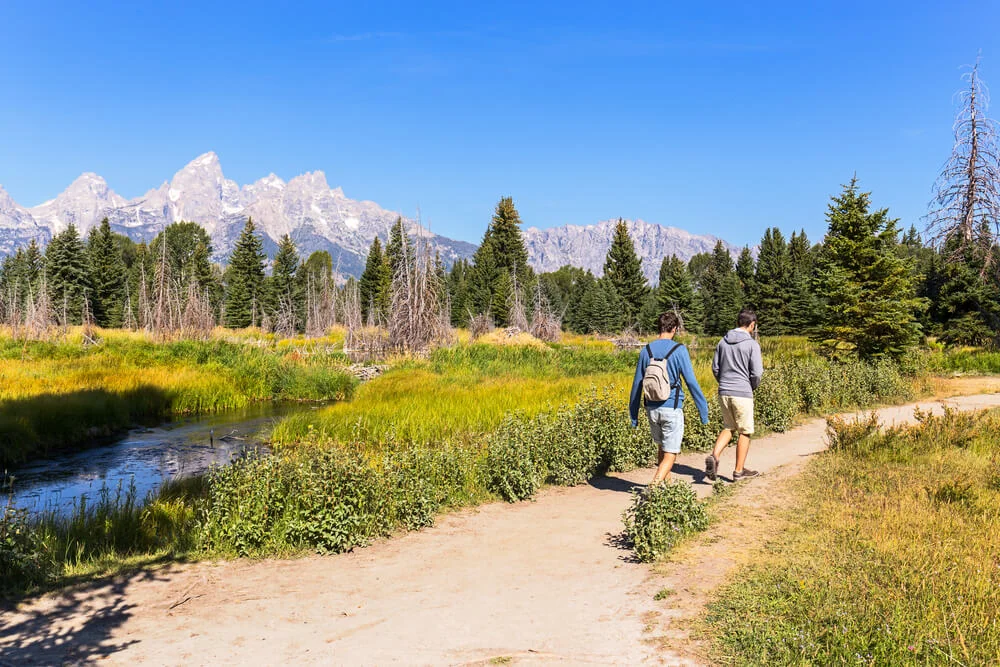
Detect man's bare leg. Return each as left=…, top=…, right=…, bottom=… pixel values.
left=651, top=451, right=676, bottom=484
left=734, top=433, right=751, bottom=472
left=711, top=428, right=733, bottom=462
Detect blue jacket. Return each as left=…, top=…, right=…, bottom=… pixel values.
left=629, top=338, right=710, bottom=427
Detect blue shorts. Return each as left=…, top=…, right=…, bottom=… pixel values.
left=645, top=406, right=684, bottom=454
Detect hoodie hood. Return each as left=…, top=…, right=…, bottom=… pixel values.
left=723, top=328, right=753, bottom=344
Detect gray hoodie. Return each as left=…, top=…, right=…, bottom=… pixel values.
left=712, top=328, right=763, bottom=399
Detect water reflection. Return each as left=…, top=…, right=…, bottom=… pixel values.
left=5, top=403, right=317, bottom=515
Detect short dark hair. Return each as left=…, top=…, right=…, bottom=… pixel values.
left=737, top=308, right=757, bottom=328
left=658, top=311, right=681, bottom=334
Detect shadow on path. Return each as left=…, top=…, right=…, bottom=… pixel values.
left=0, top=558, right=177, bottom=664
left=589, top=476, right=644, bottom=493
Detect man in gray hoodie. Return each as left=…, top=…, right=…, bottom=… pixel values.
left=705, top=309, right=763, bottom=481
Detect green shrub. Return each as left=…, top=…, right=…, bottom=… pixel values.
left=0, top=501, right=53, bottom=594
left=484, top=414, right=546, bottom=502
left=621, top=482, right=709, bottom=562
left=754, top=365, right=799, bottom=432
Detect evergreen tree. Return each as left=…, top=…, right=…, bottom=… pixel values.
left=468, top=197, right=532, bottom=325
left=655, top=255, right=698, bottom=331
left=935, top=231, right=1000, bottom=345
left=786, top=230, right=819, bottom=332
left=735, top=247, right=757, bottom=310
left=447, top=259, right=472, bottom=326
left=754, top=228, right=792, bottom=334
left=87, top=218, right=127, bottom=327
left=700, top=241, right=743, bottom=335
left=46, top=224, right=91, bottom=324
left=271, top=234, right=304, bottom=331
left=359, top=236, right=387, bottom=321
left=603, top=219, right=648, bottom=330
left=385, top=217, right=414, bottom=281
left=225, top=218, right=267, bottom=328
left=563, top=270, right=598, bottom=334
left=575, top=276, right=621, bottom=333
left=814, top=178, right=925, bottom=357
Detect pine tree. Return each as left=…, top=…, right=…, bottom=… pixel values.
left=736, top=247, right=757, bottom=310
left=935, top=230, right=1000, bottom=345
left=385, top=217, right=414, bottom=282
left=754, top=228, right=792, bottom=334
left=359, top=236, right=386, bottom=321
left=468, top=197, right=532, bottom=326
left=271, top=234, right=304, bottom=332
left=447, top=259, right=471, bottom=326
left=46, top=224, right=91, bottom=325
left=603, top=219, right=648, bottom=330
left=655, top=255, right=697, bottom=331
left=700, top=241, right=743, bottom=335
left=225, top=218, right=267, bottom=328
left=814, top=178, right=925, bottom=357
left=786, top=229, right=819, bottom=332
left=87, top=218, right=127, bottom=327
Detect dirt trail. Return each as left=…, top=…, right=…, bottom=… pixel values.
left=3, top=392, right=1000, bottom=666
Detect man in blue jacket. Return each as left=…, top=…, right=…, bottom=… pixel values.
left=629, top=312, right=710, bottom=484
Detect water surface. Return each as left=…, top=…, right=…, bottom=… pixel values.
left=5, top=403, right=321, bottom=515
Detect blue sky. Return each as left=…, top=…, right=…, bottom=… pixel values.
left=2, top=1, right=999, bottom=247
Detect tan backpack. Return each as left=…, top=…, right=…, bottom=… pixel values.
left=642, top=343, right=684, bottom=406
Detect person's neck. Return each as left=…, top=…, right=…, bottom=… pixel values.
left=659, top=331, right=676, bottom=341
left=740, top=326, right=754, bottom=334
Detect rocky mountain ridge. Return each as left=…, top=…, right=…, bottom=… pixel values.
left=0, top=153, right=735, bottom=279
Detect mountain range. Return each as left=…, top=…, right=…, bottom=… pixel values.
left=0, top=153, right=737, bottom=280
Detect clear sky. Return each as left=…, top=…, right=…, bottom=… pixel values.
left=2, top=1, right=999, bottom=247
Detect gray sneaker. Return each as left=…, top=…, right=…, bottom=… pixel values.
left=733, top=468, right=760, bottom=481
left=705, top=454, right=718, bottom=481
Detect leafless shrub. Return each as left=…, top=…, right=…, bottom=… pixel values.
left=388, top=239, right=452, bottom=352
left=469, top=311, right=495, bottom=340
left=506, top=271, right=530, bottom=332
left=613, top=328, right=643, bottom=351
left=181, top=283, right=216, bottom=339
left=529, top=285, right=562, bottom=343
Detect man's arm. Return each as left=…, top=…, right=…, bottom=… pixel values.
left=679, top=348, right=710, bottom=424
left=749, top=340, right=764, bottom=391
left=628, top=347, right=648, bottom=427
left=712, top=342, right=721, bottom=381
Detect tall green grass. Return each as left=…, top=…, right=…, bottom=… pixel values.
left=0, top=329, right=357, bottom=466
left=705, top=408, right=1000, bottom=665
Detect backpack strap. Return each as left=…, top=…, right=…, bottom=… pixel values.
left=662, top=343, right=685, bottom=409
left=645, top=343, right=658, bottom=360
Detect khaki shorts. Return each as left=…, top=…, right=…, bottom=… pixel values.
left=719, top=395, right=755, bottom=435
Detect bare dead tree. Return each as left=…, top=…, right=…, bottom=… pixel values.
left=529, top=283, right=562, bottom=342
left=152, top=238, right=173, bottom=332
left=181, top=282, right=216, bottom=338
left=506, top=271, right=530, bottom=332
left=388, top=237, right=452, bottom=352
left=468, top=310, right=495, bottom=340
left=25, top=279, right=54, bottom=340
left=122, top=280, right=138, bottom=331
left=927, top=56, right=1000, bottom=273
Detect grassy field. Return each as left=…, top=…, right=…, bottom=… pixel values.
left=3, top=330, right=997, bottom=598
left=704, top=408, right=1000, bottom=665
left=0, top=327, right=357, bottom=466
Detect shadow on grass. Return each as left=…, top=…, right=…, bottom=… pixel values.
left=0, top=386, right=173, bottom=468
left=0, top=554, right=183, bottom=663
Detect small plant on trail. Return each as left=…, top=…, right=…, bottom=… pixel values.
left=622, top=482, right=709, bottom=563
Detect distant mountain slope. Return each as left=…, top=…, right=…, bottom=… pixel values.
left=0, top=153, right=476, bottom=277
left=523, top=219, right=739, bottom=282
left=0, top=154, right=739, bottom=280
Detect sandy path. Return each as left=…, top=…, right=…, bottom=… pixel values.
left=3, top=393, right=999, bottom=666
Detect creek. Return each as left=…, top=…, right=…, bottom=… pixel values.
left=5, top=402, right=322, bottom=516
